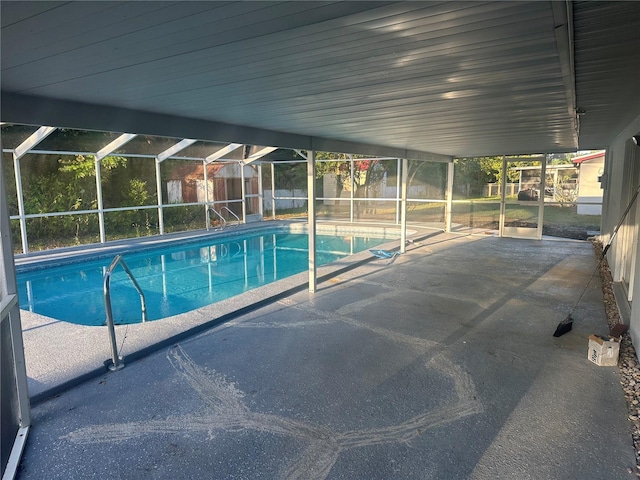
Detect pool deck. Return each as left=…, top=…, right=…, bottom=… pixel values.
left=15, top=226, right=637, bottom=479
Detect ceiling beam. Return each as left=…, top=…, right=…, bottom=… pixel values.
left=552, top=0, right=579, bottom=148
left=1, top=93, right=452, bottom=162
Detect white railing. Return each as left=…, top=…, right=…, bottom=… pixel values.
left=103, top=255, right=147, bottom=371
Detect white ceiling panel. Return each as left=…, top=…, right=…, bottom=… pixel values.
left=2, top=1, right=639, bottom=158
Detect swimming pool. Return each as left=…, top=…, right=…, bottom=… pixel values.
left=17, top=229, right=395, bottom=326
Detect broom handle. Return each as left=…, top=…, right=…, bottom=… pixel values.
left=567, top=182, right=640, bottom=317
left=601, top=182, right=640, bottom=258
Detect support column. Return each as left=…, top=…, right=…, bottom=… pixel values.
left=350, top=155, right=355, bottom=223
left=240, top=163, right=247, bottom=223
left=445, top=160, right=454, bottom=232
left=12, top=155, right=28, bottom=254
left=307, top=150, right=317, bottom=293
left=203, top=160, right=210, bottom=230
left=155, top=159, right=164, bottom=235
left=271, top=163, right=276, bottom=220
left=396, top=158, right=402, bottom=225
left=537, top=154, right=547, bottom=240
left=258, top=163, right=264, bottom=219
left=499, top=155, right=507, bottom=237
left=0, top=133, right=31, bottom=479
left=95, top=158, right=106, bottom=243
left=400, top=158, right=408, bottom=253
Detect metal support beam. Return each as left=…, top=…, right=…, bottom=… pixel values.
left=244, top=146, right=277, bottom=164
left=307, top=150, right=317, bottom=293
left=240, top=163, right=247, bottom=223
left=445, top=160, right=454, bottom=232
left=95, top=133, right=137, bottom=161
left=552, top=0, right=579, bottom=145
left=499, top=155, right=507, bottom=236
left=155, top=159, right=164, bottom=234
left=13, top=126, right=56, bottom=161
left=400, top=158, right=408, bottom=253
left=3, top=93, right=454, bottom=162
left=203, top=160, right=210, bottom=230
left=205, top=143, right=242, bottom=163
left=156, top=138, right=197, bottom=163
left=0, top=132, right=31, bottom=480
left=537, top=154, right=547, bottom=240
left=258, top=163, right=264, bottom=219
left=12, top=155, right=28, bottom=254
left=350, top=155, right=355, bottom=222
left=271, top=163, right=276, bottom=220
left=396, top=158, right=402, bottom=225
left=95, top=159, right=106, bottom=243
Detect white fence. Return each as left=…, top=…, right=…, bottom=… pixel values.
left=263, top=189, right=308, bottom=209
left=483, top=183, right=519, bottom=197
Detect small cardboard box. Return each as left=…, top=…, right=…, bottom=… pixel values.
left=587, top=334, right=620, bottom=366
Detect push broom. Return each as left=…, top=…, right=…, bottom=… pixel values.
left=553, top=181, right=640, bottom=337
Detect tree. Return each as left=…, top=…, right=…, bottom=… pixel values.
left=454, top=158, right=496, bottom=197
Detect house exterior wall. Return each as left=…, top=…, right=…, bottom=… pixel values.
left=601, top=113, right=640, bottom=348
left=576, top=158, right=604, bottom=215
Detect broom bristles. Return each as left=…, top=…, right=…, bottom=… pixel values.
left=553, top=315, right=573, bottom=337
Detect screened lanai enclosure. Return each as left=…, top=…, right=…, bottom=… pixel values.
left=2, top=124, right=601, bottom=255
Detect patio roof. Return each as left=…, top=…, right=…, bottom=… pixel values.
left=1, top=1, right=639, bottom=159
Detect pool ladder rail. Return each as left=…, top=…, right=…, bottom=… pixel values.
left=207, top=206, right=241, bottom=231
left=103, top=254, right=148, bottom=371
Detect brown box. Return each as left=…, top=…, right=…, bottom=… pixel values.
left=587, top=334, right=620, bottom=366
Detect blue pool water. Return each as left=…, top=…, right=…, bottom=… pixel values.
left=17, top=230, right=393, bottom=326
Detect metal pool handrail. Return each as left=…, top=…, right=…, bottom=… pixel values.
left=208, top=207, right=227, bottom=231
left=103, top=254, right=147, bottom=371
left=221, top=206, right=241, bottom=226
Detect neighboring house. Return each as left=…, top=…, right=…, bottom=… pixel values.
left=573, top=151, right=606, bottom=215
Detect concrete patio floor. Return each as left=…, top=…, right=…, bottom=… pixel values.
left=16, top=233, right=636, bottom=479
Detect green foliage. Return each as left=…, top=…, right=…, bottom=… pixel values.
left=274, top=162, right=307, bottom=190
left=163, top=205, right=205, bottom=233
left=454, top=156, right=541, bottom=197
left=454, top=158, right=494, bottom=197
left=126, top=179, right=149, bottom=206
left=19, top=154, right=132, bottom=247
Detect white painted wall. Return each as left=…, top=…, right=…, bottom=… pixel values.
left=576, top=159, right=604, bottom=215
left=602, top=113, right=640, bottom=348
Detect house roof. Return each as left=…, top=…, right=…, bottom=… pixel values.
left=2, top=2, right=639, bottom=159
left=572, top=150, right=606, bottom=165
